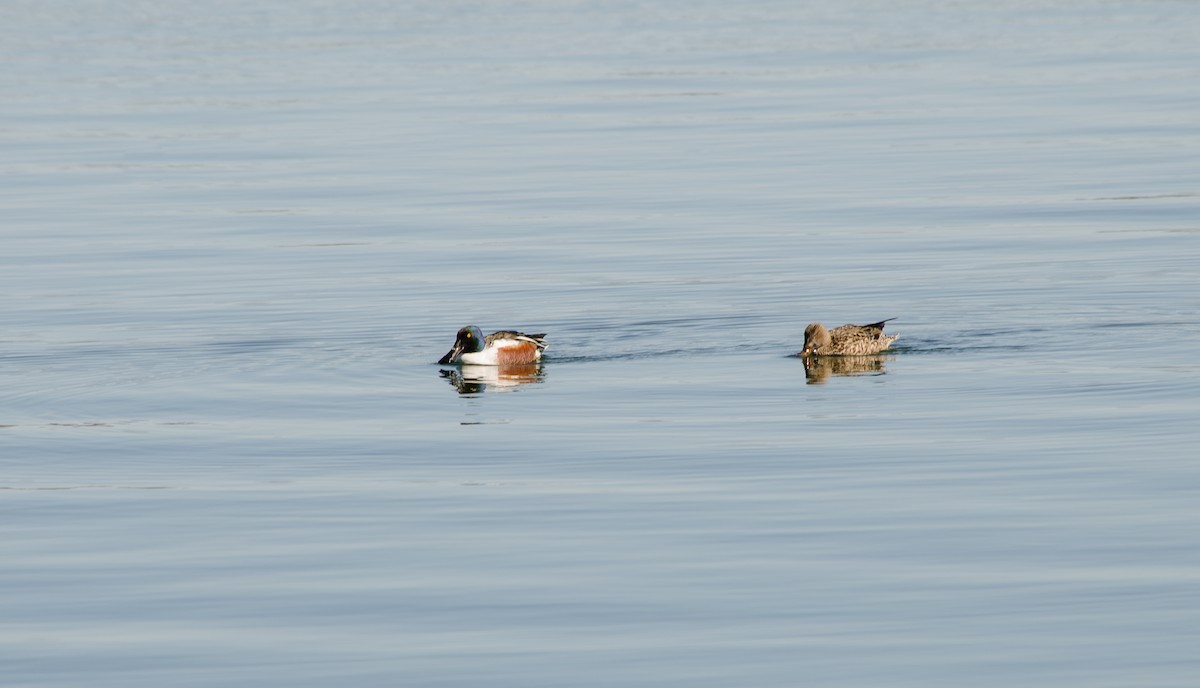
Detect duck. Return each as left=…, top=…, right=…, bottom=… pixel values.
left=801, top=318, right=898, bottom=356
left=437, top=326, right=547, bottom=365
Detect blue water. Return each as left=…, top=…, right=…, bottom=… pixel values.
left=3, top=1, right=1200, bottom=686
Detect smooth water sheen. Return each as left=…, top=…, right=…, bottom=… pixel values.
left=3, top=1, right=1199, bottom=686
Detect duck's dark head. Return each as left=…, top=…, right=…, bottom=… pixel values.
left=438, top=326, right=485, bottom=364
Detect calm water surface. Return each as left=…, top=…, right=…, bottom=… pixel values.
left=3, top=1, right=1199, bottom=686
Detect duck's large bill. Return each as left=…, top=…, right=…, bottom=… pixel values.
left=438, top=341, right=466, bottom=365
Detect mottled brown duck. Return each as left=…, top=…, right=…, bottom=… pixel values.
left=801, top=319, right=898, bottom=356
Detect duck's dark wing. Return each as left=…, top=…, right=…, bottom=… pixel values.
left=860, top=318, right=896, bottom=337
left=487, top=331, right=548, bottom=351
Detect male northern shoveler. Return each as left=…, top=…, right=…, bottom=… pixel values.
left=801, top=318, right=898, bottom=356
left=437, top=326, right=547, bottom=365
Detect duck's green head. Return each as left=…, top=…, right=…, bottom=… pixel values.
left=438, top=326, right=485, bottom=364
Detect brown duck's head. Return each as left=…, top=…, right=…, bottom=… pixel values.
left=801, top=322, right=830, bottom=355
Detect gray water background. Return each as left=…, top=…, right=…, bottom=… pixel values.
left=3, top=1, right=1199, bottom=686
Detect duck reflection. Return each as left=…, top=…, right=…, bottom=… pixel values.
left=440, top=363, right=545, bottom=395
left=801, top=354, right=891, bottom=384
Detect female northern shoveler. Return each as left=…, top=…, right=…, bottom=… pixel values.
left=437, top=326, right=547, bottom=365
left=801, top=318, right=898, bottom=356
